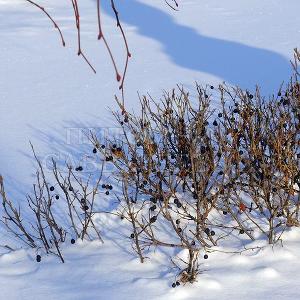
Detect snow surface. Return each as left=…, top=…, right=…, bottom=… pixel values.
left=1, top=0, right=300, bottom=299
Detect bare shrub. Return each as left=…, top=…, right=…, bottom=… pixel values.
left=0, top=144, right=104, bottom=262
left=88, top=49, right=300, bottom=281
left=1, top=76, right=299, bottom=276
left=91, top=85, right=236, bottom=282
left=214, top=50, right=300, bottom=245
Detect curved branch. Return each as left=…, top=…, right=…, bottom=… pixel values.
left=25, top=0, right=65, bottom=46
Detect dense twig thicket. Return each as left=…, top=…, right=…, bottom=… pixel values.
left=0, top=49, right=299, bottom=283
left=89, top=49, right=300, bottom=282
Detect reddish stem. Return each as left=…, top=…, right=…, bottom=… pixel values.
left=96, top=0, right=121, bottom=82
left=71, top=0, right=96, bottom=73
left=25, top=0, right=65, bottom=46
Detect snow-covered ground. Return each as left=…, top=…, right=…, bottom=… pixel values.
left=1, top=0, right=300, bottom=299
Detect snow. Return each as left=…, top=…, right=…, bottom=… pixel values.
left=1, top=220, right=300, bottom=300
left=1, top=0, right=300, bottom=299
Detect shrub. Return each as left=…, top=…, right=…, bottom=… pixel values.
left=1, top=47, right=299, bottom=283
left=89, top=50, right=300, bottom=281
left=91, top=85, right=238, bottom=281
left=0, top=144, right=104, bottom=262
left=216, top=83, right=300, bottom=244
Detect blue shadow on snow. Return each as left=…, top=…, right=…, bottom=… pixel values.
left=100, top=0, right=291, bottom=93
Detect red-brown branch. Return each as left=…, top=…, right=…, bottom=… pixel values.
left=25, top=0, right=178, bottom=104
left=97, top=0, right=121, bottom=82
left=25, top=0, right=65, bottom=46
left=71, top=0, right=96, bottom=73
left=110, top=0, right=132, bottom=104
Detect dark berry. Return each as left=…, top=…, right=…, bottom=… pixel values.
left=210, top=231, right=215, bottom=236
left=175, top=219, right=180, bottom=225
left=130, top=233, right=134, bottom=239
left=210, top=85, right=214, bottom=89
left=150, top=197, right=157, bottom=204
left=218, top=113, right=223, bottom=118
left=105, top=191, right=110, bottom=195
left=283, top=99, right=289, bottom=106
left=239, top=229, right=245, bottom=234
left=68, top=186, right=73, bottom=192
left=150, top=205, right=157, bottom=211
left=36, top=255, right=41, bottom=262
left=93, top=148, right=97, bottom=154
left=176, top=281, right=180, bottom=286
left=55, top=195, right=59, bottom=200
left=172, top=283, right=176, bottom=288
left=102, top=184, right=106, bottom=189
left=50, top=186, right=55, bottom=192
left=80, top=198, right=86, bottom=204
left=101, top=144, right=105, bottom=149
left=204, top=254, right=208, bottom=259
left=77, top=166, right=83, bottom=171
left=223, top=211, right=228, bottom=215
left=150, top=216, right=157, bottom=223
left=112, top=144, right=117, bottom=148
left=204, top=228, right=210, bottom=235
left=71, top=238, right=75, bottom=244
left=213, top=120, right=218, bottom=126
